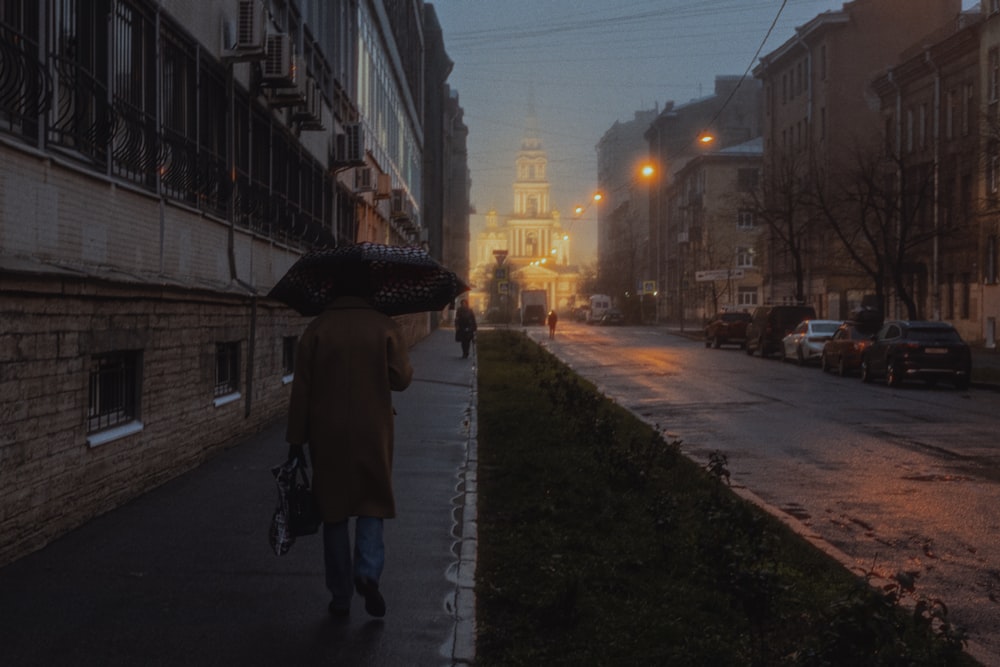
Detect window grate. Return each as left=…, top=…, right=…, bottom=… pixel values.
left=88, top=351, right=141, bottom=433
left=214, top=341, right=240, bottom=397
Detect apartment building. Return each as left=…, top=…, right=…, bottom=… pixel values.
left=646, top=75, right=762, bottom=325
left=752, top=0, right=961, bottom=318
left=595, top=106, right=658, bottom=320
left=667, top=138, right=765, bottom=324
left=0, top=0, right=466, bottom=565
left=872, top=12, right=983, bottom=341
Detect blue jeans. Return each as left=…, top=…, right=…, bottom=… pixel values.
left=323, top=517, right=384, bottom=608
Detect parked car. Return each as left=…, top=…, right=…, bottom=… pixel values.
left=860, top=320, right=971, bottom=389
left=821, top=321, right=875, bottom=376
left=599, top=309, right=625, bottom=325
left=704, top=311, right=752, bottom=349
left=780, top=319, right=841, bottom=364
left=745, top=305, right=817, bottom=358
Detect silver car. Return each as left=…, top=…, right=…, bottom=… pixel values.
left=780, top=319, right=842, bottom=365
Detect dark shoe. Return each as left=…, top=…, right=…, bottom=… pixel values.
left=328, top=601, right=350, bottom=618
left=354, top=577, right=386, bottom=618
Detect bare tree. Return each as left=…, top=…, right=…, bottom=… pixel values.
left=745, top=151, right=813, bottom=304
left=809, top=140, right=937, bottom=320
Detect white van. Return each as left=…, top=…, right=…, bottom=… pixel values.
left=588, top=294, right=612, bottom=324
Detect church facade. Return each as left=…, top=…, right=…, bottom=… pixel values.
left=470, top=119, right=580, bottom=320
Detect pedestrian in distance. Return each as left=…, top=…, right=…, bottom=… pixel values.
left=455, top=298, right=477, bottom=359
left=547, top=309, right=558, bottom=340
left=285, top=273, right=413, bottom=620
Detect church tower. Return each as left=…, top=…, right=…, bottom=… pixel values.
left=469, top=104, right=579, bottom=320
left=513, top=110, right=549, bottom=218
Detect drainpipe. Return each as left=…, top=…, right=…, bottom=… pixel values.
left=795, top=34, right=814, bottom=310
left=927, top=50, right=942, bottom=321
left=887, top=70, right=903, bottom=319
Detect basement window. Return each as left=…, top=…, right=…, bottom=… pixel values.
left=87, top=350, right=143, bottom=446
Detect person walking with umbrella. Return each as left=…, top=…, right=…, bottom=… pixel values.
left=454, top=299, right=477, bottom=359
left=284, top=267, right=413, bottom=619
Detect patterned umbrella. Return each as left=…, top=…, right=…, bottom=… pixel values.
left=267, top=242, right=470, bottom=317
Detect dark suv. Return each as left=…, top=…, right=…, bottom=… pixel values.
left=860, top=320, right=971, bottom=389
left=704, top=311, right=752, bottom=348
left=745, top=305, right=817, bottom=358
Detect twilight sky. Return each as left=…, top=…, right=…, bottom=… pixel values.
left=430, top=0, right=981, bottom=264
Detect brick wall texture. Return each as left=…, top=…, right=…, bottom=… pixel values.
left=0, top=147, right=431, bottom=566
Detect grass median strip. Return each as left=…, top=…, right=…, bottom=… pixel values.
left=474, top=329, right=974, bottom=666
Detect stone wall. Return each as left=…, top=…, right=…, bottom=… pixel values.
left=0, top=272, right=430, bottom=566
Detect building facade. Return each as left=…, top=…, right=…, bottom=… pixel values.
left=646, top=75, right=762, bottom=325
left=980, top=0, right=1000, bottom=347
left=0, top=0, right=466, bottom=565
left=752, top=0, right=962, bottom=318
left=667, top=138, right=765, bottom=325
left=872, top=12, right=983, bottom=341
left=594, top=107, right=659, bottom=321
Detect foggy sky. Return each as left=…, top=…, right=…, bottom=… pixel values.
left=431, top=0, right=981, bottom=265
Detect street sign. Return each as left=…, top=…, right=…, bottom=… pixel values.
left=641, top=280, right=657, bottom=294
left=497, top=280, right=509, bottom=295
left=492, top=249, right=508, bottom=265
left=695, top=269, right=745, bottom=282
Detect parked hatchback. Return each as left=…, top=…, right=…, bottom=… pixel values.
left=860, top=320, right=971, bottom=389
left=704, top=311, right=752, bottom=348
left=820, top=321, right=874, bottom=376
left=745, top=305, right=817, bottom=358
left=780, top=319, right=841, bottom=365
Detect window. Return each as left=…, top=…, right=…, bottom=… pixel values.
left=88, top=351, right=142, bottom=435
left=282, top=336, right=297, bottom=379
left=919, top=103, right=927, bottom=149
left=962, top=83, right=973, bottom=137
left=736, top=246, right=754, bottom=268
left=946, top=274, right=955, bottom=320
left=905, top=108, right=913, bottom=153
left=819, top=44, right=827, bottom=80
left=993, top=0, right=1000, bottom=14
left=737, top=168, right=759, bottom=192
left=992, top=48, right=1000, bottom=103
left=946, top=89, right=956, bottom=140
left=737, top=287, right=758, bottom=306
left=737, top=210, right=755, bottom=229
left=961, top=274, right=971, bottom=320
left=988, top=146, right=999, bottom=195
left=986, top=235, right=998, bottom=285
left=214, top=341, right=241, bottom=398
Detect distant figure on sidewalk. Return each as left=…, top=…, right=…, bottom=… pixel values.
left=455, top=299, right=477, bottom=359
left=285, top=288, right=413, bottom=619
left=547, top=309, right=558, bottom=340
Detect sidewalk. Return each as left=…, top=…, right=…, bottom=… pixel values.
left=0, top=328, right=478, bottom=667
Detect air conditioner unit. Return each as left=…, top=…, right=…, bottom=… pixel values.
left=334, top=123, right=365, bottom=166
left=221, top=0, right=267, bottom=60
left=261, top=33, right=296, bottom=87
left=390, top=189, right=408, bottom=218
left=375, top=173, right=392, bottom=199
left=354, top=167, right=374, bottom=193
left=291, top=77, right=323, bottom=129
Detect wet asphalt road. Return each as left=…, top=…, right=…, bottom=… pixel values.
left=528, top=321, right=1000, bottom=666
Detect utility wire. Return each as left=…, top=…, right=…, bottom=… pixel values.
left=700, top=0, right=790, bottom=140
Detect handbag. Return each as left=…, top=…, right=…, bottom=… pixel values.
left=269, top=457, right=322, bottom=556
left=287, top=460, right=322, bottom=536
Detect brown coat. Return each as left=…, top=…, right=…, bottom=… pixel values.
left=285, top=296, right=413, bottom=522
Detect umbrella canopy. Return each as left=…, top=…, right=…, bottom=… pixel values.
left=267, top=242, right=470, bottom=317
